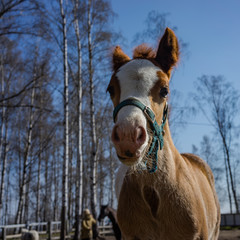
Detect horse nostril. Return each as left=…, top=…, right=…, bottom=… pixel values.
left=125, top=150, right=133, bottom=157
left=135, top=126, right=146, bottom=145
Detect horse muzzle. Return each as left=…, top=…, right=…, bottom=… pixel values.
left=111, top=123, right=148, bottom=165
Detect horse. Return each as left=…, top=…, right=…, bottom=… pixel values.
left=107, top=27, right=220, bottom=240
left=98, top=205, right=122, bottom=240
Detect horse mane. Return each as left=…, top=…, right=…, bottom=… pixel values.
left=133, top=44, right=156, bottom=59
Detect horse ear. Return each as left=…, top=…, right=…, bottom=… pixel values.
left=112, top=46, right=130, bottom=71
left=155, top=28, right=179, bottom=76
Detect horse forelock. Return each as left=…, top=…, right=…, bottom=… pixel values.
left=133, top=44, right=156, bottom=59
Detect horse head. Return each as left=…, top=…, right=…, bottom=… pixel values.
left=98, top=205, right=109, bottom=222
left=108, top=28, right=179, bottom=170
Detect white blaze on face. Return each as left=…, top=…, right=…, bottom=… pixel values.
left=114, top=59, right=161, bottom=160
left=117, top=59, right=161, bottom=104
left=116, top=59, right=161, bottom=122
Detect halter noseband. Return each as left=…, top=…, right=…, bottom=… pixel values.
left=113, top=98, right=168, bottom=173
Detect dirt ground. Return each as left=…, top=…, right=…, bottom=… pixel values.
left=104, top=229, right=240, bottom=239
left=218, top=229, right=240, bottom=240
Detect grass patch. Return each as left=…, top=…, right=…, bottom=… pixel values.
left=220, top=226, right=240, bottom=230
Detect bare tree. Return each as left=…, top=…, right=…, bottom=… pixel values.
left=87, top=0, right=97, bottom=221
left=0, top=98, right=9, bottom=223
left=0, top=0, right=48, bottom=37
left=193, top=75, right=240, bottom=213
left=72, top=0, right=83, bottom=239
left=58, top=0, right=69, bottom=239
left=15, top=74, right=36, bottom=224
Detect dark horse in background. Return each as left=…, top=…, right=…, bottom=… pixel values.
left=98, top=205, right=122, bottom=240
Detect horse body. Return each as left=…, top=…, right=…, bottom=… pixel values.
left=117, top=151, right=219, bottom=240
left=108, top=28, right=220, bottom=240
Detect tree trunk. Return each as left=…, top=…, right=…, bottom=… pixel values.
left=219, top=126, right=239, bottom=213
left=0, top=55, right=4, bottom=179
left=68, top=135, right=73, bottom=224
left=59, top=0, right=69, bottom=239
left=4, top=161, right=11, bottom=224
left=15, top=74, right=36, bottom=224
left=24, top=155, right=33, bottom=223
left=0, top=115, right=8, bottom=222
left=88, top=0, right=97, bottom=219
left=36, top=142, right=42, bottom=222
left=36, top=81, right=44, bottom=223
left=99, top=157, right=104, bottom=207
left=0, top=55, right=7, bottom=221
left=73, top=1, right=83, bottom=239
left=53, top=147, right=60, bottom=221
left=224, top=152, right=232, bottom=213
left=87, top=1, right=99, bottom=238
left=44, top=155, right=49, bottom=221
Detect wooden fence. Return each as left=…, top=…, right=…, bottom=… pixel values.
left=1, top=214, right=239, bottom=239
left=0, top=222, right=113, bottom=240
left=0, top=221, right=61, bottom=240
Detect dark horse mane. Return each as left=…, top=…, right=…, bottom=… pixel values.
left=98, top=205, right=122, bottom=240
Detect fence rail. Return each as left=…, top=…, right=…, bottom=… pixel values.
left=0, top=222, right=113, bottom=240
left=221, top=213, right=240, bottom=227
left=98, top=225, right=114, bottom=236
left=0, top=221, right=61, bottom=240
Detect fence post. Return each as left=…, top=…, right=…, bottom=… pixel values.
left=48, top=221, right=52, bottom=240
left=2, top=227, right=6, bottom=240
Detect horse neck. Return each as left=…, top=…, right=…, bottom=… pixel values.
left=156, top=121, right=180, bottom=179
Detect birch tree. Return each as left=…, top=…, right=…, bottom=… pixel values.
left=87, top=0, right=97, bottom=220
left=58, top=0, right=69, bottom=238
left=0, top=54, right=9, bottom=221
left=13, top=45, right=42, bottom=224
left=15, top=71, right=36, bottom=224
left=72, top=0, right=83, bottom=238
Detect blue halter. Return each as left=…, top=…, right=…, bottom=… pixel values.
left=113, top=98, right=168, bottom=173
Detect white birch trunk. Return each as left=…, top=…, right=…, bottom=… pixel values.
left=73, top=0, right=83, bottom=238
left=59, top=0, right=69, bottom=239
left=36, top=81, right=44, bottom=222
left=24, top=155, right=33, bottom=222
left=0, top=55, right=9, bottom=222
left=15, top=77, right=36, bottom=224
left=87, top=0, right=97, bottom=220
left=0, top=55, right=5, bottom=221
left=36, top=150, right=41, bottom=221
left=4, top=162, right=11, bottom=224
left=53, top=148, right=60, bottom=221
left=0, top=115, right=8, bottom=223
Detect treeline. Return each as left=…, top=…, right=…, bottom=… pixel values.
left=0, top=1, right=120, bottom=236
left=0, top=1, right=240, bottom=238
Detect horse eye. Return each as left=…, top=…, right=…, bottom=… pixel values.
left=160, top=87, right=169, bottom=98
left=107, top=86, right=114, bottom=98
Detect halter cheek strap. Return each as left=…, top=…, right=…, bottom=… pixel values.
left=113, top=98, right=168, bottom=173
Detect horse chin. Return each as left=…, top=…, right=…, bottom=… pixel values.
left=117, top=154, right=142, bottom=166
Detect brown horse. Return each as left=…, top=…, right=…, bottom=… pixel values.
left=107, top=28, right=220, bottom=240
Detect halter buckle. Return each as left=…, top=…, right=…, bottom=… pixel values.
left=143, top=106, right=155, bottom=123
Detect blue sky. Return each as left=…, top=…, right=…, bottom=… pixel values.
left=110, top=0, right=240, bottom=153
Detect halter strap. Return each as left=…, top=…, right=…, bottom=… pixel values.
left=113, top=98, right=168, bottom=173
